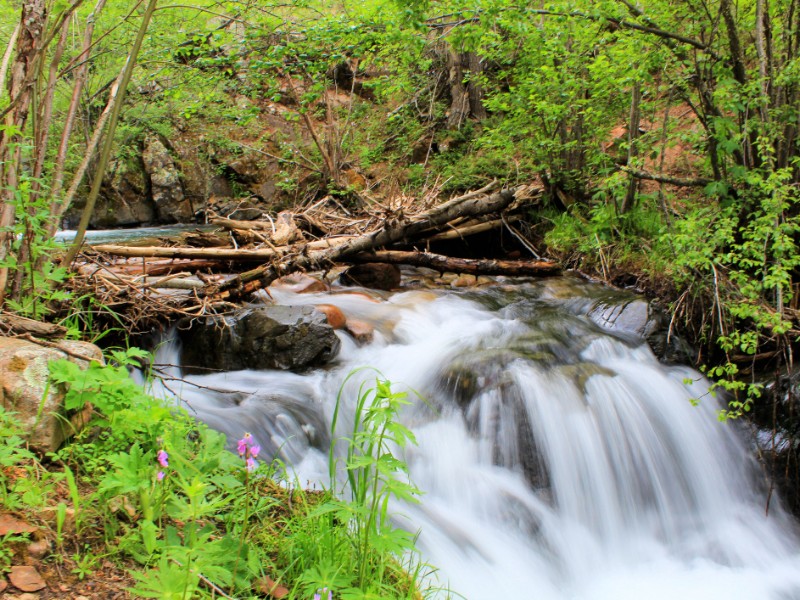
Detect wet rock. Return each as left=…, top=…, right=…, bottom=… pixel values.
left=178, top=305, right=340, bottom=374
left=452, top=274, right=478, bottom=288
left=143, top=136, right=192, bottom=223
left=556, top=363, right=616, bottom=394
left=752, top=371, right=800, bottom=516
left=439, top=352, right=550, bottom=490
left=344, top=319, right=374, bottom=344
left=0, top=338, right=103, bottom=453
left=315, top=304, right=346, bottom=329
left=271, top=273, right=329, bottom=294
left=341, top=263, right=401, bottom=291
left=8, top=566, right=46, bottom=592
left=587, top=297, right=692, bottom=363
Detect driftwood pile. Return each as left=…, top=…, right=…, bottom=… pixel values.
left=70, top=183, right=560, bottom=331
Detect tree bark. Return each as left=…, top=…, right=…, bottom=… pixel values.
left=0, top=0, right=47, bottom=305
left=349, top=251, right=559, bottom=277
left=46, top=0, right=108, bottom=237
left=63, top=0, right=159, bottom=266
left=91, top=235, right=357, bottom=261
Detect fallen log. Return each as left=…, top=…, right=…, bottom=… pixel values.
left=203, top=187, right=524, bottom=301
left=348, top=250, right=560, bottom=276
left=212, top=211, right=300, bottom=245
left=91, top=235, right=356, bottom=261
left=427, top=215, right=520, bottom=241
left=0, top=314, right=67, bottom=338
left=211, top=217, right=273, bottom=231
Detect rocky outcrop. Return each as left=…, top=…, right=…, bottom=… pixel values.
left=0, top=337, right=103, bottom=453
left=178, top=305, right=341, bottom=374
left=142, top=136, right=193, bottom=222
left=70, top=158, right=156, bottom=229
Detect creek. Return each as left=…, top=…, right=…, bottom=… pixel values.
left=148, top=273, right=800, bottom=600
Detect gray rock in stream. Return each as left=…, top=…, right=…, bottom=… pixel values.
left=586, top=297, right=692, bottom=363
left=178, top=305, right=340, bottom=374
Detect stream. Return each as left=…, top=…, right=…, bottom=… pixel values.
left=147, top=274, right=800, bottom=600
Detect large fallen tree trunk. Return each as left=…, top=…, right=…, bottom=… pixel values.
left=91, top=235, right=356, bottom=261
left=349, top=250, right=560, bottom=276
left=202, top=187, right=525, bottom=301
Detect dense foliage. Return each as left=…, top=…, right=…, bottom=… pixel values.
left=2, top=354, right=430, bottom=598
left=2, top=0, right=800, bottom=592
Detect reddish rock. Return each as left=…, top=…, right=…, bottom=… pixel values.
left=314, top=304, right=346, bottom=329
left=0, top=514, right=37, bottom=536
left=9, top=566, right=46, bottom=592
left=0, top=578, right=7, bottom=592
left=334, top=290, right=381, bottom=303
left=345, top=319, right=375, bottom=344
left=271, top=273, right=328, bottom=294
left=452, top=274, right=478, bottom=288
left=258, top=574, right=289, bottom=599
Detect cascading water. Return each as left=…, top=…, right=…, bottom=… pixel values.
left=149, top=274, right=800, bottom=600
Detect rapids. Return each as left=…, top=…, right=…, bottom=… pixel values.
left=148, top=275, right=800, bottom=600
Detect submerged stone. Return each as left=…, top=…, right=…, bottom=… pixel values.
left=178, top=305, right=340, bottom=374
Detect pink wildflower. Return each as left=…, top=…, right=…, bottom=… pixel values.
left=157, top=449, right=169, bottom=468
left=157, top=471, right=165, bottom=481
left=238, top=433, right=260, bottom=471
left=237, top=433, right=252, bottom=457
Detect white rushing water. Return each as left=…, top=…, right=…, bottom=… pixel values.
left=149, top=276, right=800, bottom=600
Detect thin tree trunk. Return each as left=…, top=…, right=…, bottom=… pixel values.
left=63, top=0, right=159, bottom=266
left=11, top=23, right=70, bottom=300
left=50, top=64, right=123, bottom=231
left=621, top=81, right=642, bottom=214
left=0, top=0, right=47, bottom=305
left=47, top=0, right=107, bottom=234
left=0, top=23, right=21, bottom=98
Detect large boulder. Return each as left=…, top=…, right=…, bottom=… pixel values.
left=142, top=136, right=193, bottom=222
left=586, top=297, right=692, bottom=363
left=0, top=337, right=103, bottom=453
left=178, top=305, right=341, bottom=374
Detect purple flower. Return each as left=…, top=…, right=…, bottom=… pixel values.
left=157, top=449, right=169, bottom=468
left=313, top=588, right=332, bottom=600
left=238, top=433, right=262, bottom=471
left=237, top=433, right=252, bottom=457
left=157, top=471, right=165, bottom=481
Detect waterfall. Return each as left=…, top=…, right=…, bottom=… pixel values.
left=149, top=276, right=800, bottom=600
